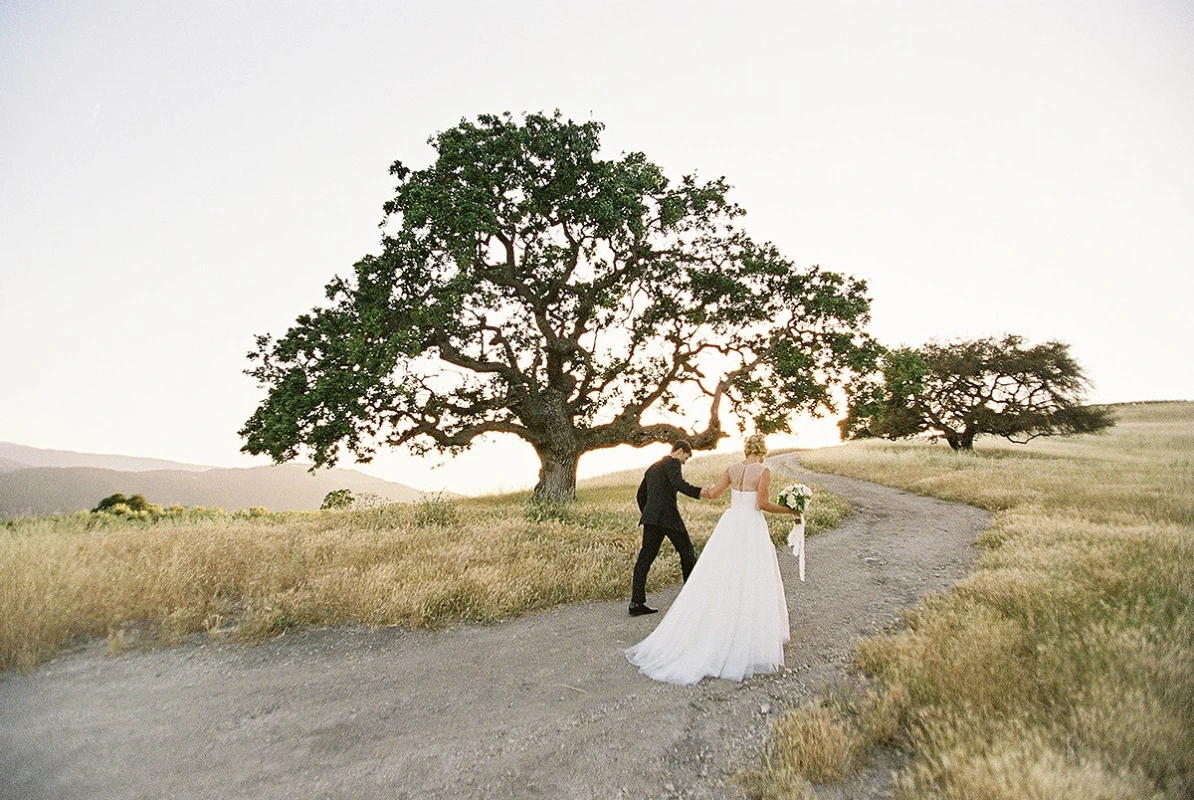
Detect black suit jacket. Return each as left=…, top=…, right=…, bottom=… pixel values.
left=637, top=455, right=702, bottom=534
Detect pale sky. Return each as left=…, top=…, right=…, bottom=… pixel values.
left=2, top=1, right=1192, bottom=495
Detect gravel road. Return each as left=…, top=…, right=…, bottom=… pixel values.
left=0, top=457, right=988, bottom=799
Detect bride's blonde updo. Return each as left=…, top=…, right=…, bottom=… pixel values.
left=743, top=433, right=768, bottom=458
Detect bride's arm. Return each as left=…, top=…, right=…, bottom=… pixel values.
left=755, top=468, right=800, bottom=516
left=703, top=469, right=731, bottom=499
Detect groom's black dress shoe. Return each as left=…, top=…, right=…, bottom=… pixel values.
left=628, top=602, right=658, bottom=617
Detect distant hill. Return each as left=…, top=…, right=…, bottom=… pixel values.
left=0, top=444, right=430, bottom=519
left=0, top=442, right=213, bottom=473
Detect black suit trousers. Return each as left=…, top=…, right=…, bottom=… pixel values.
left=631, top=524, right=697, bottom=604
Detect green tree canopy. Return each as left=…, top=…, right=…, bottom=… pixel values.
left=241, top=111, right=879, bottom=501
left=840, top=335, right=1114, bottom=451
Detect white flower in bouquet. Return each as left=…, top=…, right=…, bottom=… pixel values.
left=777, top=483, right=812, bottom=516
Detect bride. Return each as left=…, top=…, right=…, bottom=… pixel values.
left=625, top=434, right=800, bottom=685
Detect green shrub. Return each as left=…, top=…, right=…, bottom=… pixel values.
left=320, top=489, right=354, bottom=510
left=92, top=493, right=160, bottom=515
left=414, top=494, right=458, bottom=527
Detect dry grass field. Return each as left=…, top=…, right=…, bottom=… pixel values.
left=0, top=449, right=847, bottom=673
left=745, top=402, right=1193, bottom=800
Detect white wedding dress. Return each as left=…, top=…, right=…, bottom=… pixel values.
left=626, top=463, right=790, bottom=685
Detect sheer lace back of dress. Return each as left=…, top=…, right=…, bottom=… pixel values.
left=728, top=462, right=768, bottom=492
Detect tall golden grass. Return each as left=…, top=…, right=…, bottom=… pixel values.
left=745, top=402, right=1194, bottom=799
left=0, top=450, right=847, bottom=672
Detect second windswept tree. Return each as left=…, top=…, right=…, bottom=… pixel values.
left=840, top=335, right=1114, bottom=451
left=241, top=111, right=879, bottom=501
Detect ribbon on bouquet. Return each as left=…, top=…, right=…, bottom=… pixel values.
left=787, top=519, right=806, bottom=582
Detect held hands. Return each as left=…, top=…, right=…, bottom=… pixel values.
left=700, top=475, right=731, bottom=500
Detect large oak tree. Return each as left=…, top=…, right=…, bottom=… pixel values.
left=241, top=112, right=878, bottom=501
left=840, top=335, right=1114, bottom=451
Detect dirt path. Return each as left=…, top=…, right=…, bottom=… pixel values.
left=0, top=458, right=988, bottom=800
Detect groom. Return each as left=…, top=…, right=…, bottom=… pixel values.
left=629, top=440, right=709, bottom=616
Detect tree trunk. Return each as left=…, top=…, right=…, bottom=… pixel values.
left=959, top=427, right=976, bottom=451
left=532, top=447, right=581, bottom=503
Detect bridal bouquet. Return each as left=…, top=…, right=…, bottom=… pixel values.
left=777, top=483, right=811, bottom=516
left=777, top=483, right=811, bottom=581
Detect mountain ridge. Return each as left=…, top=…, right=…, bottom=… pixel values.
left=0, top=443, right=430, bottom=519
left=0, top=442, right=214, bottom=473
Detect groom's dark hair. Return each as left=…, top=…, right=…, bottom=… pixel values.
left=671, top=440, right=693, bottom=455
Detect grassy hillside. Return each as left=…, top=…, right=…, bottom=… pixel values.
left=0, top=449, right=847, bottom=671
left=745, top=401, right=1193, bottom=800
